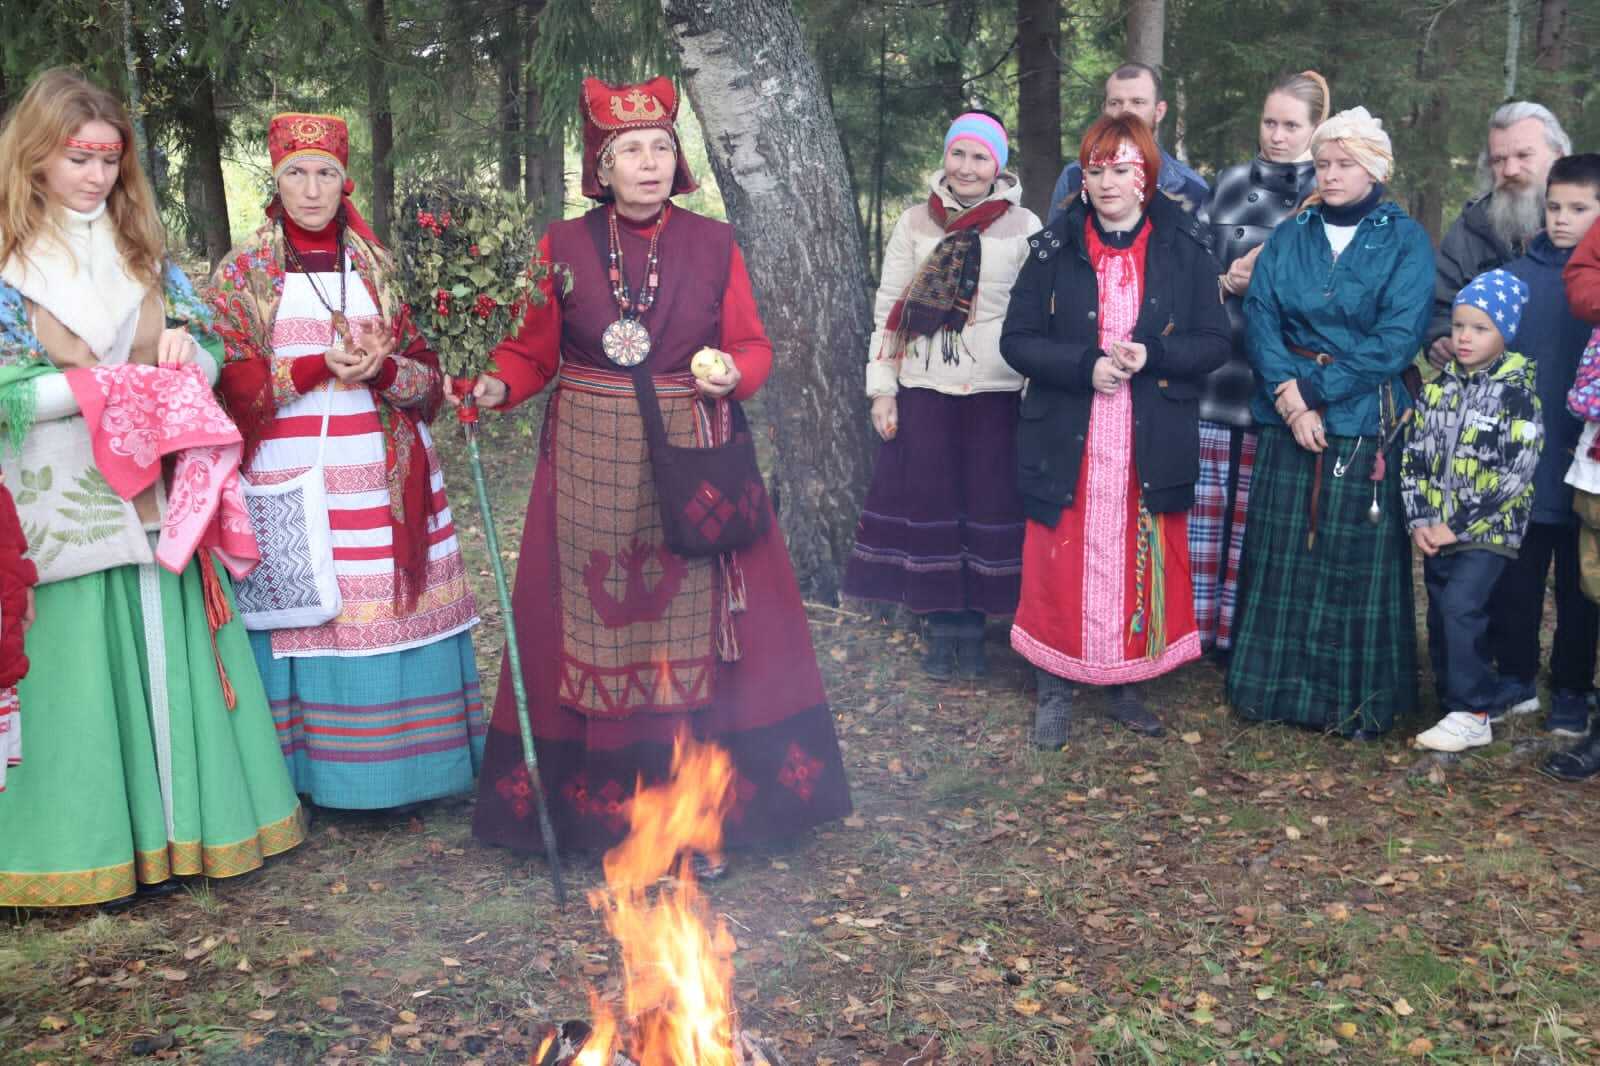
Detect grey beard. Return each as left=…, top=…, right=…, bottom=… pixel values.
left=1487, top=183, right=1545, bottom=250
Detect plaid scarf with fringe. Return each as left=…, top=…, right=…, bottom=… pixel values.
left=881, top=194, right=1010, bottom=367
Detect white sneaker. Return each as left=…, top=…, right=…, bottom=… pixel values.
left=1415, top=711, right=1493, bottom=753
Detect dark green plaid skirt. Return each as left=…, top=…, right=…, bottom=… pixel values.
left=1226, top=426, right=1417, bottom=735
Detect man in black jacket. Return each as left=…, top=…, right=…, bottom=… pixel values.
left=1426, top=101, right=1570, bottom=369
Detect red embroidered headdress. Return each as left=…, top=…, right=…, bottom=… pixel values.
left=264, top=111, right=379, bottom=245
left=579, top=76, right=698, bottom=201
left=268, top=112, right=349, bottom=177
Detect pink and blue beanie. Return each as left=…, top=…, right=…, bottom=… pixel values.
left=944, top=112, right=1008, bottom=170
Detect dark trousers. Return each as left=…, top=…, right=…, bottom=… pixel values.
left=1425, top=550, right=1508, bottom=712
left=1488, top=522, right=1600, bottom=692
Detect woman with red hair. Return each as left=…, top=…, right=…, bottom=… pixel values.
left=1000, top=115, right=1230, bottom=748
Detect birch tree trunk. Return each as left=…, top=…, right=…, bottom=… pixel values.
left=1125, top=0, right=1164, bottom=69
left=1016, top=0, right=1061, bottom=220
left=660, top=0, right=876, bottom=602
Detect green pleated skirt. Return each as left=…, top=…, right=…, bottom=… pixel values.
left=0, top=558, right=305, bottom=907
left=1227, top=427, right=1419, bottom=735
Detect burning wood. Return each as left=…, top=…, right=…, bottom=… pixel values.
left=533, top=1020, right=787, bottom=1066
left=530, top=738, right=782, bottom=1066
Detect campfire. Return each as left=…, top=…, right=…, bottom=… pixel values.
left=533, top=738, right=786, bottom=1066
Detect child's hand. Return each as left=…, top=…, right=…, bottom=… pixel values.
left=1411, top=527, right=1439, bottom=557
left=1431, top=524, right=1458, bottom=548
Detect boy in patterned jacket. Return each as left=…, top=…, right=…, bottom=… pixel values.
left=1405, top=269, right=1543, bottom=753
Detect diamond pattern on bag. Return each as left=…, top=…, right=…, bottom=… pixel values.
left=683, top=481, right=739, bottom=542
left=237, top=486, right=321, bottom=612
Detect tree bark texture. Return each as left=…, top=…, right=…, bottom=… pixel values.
left=366, top=0, right=396, bottom=243
left=660, top=0, right=877, bottom=602
left=1125, top=0, right=1164, bottom=70
left=522, top=0, right=564, bottom=224
left=1016, top=0, right=1062, bottom=220
left=184, top=80, right=232, bottom=265
left=935, top=0, right=977, bottom=117
left=178, top=1, right=231, bottom=266
left=497, top=0, right=523, bottom=193
left=1535, top=0, right=1568, bottom=70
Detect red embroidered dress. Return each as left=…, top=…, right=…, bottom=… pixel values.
left=1011, top=222, right=1201, bottom=684
left=470, top=206, right=851, bottom=852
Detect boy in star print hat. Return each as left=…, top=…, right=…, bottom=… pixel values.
left=1403, top=267, right=1543, bottom=753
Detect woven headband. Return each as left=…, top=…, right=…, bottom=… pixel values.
left=1083, top=139, right=1148, bottom=204
left=65, top=137, right=123, bottom=152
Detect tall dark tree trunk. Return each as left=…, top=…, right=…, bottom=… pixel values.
left=1535, top=0, right=1568, bottom=70
left=366, top=0, right=395, bottom=243
left=934, top=0, right=976, bottom=117
left=522, top=0, right=563, bottom=224
left=660, top=0, right=877, bottom=602
left=1126, top=0, right=1164, bottom=69
left=179, top=1, right=231, bottom=266
left=496, top=0, right=522, bottom=193
left=1407, top=12, right=1452, bottom=242
left=1016, top=0, right=1061, bottom=220
left=869, top=15, right=888, bottom=276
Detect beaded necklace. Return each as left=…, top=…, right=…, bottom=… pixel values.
left=600, top=204, right=670, bottom=367
left=279, top=218, right=351, bottom=343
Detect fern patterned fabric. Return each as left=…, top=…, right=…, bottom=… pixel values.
left=1402, top=352, right=1544, bottom=553
left=0, top=563, right=305, bottom=905
left=0, top=265, right=304, bottom=906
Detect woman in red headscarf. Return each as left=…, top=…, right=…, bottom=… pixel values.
left=462, top=77, right=851, bottom=861
left=206, top=113, right=483, bottom=813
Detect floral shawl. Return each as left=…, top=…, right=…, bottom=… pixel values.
left=205, top=219, right=444, bottom=611
left=0, top=263, right=215, bottom=452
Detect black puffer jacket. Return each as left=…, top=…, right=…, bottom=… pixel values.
left=1427, top=195, right=1520, bottom=346
left=1196, top=157, right=1316, bottom=428
left=999, top=194, right=1231, bottom=524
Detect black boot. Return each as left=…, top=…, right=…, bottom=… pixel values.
left=954, top=613, right=988, bottom=679
left=1540, top=730, right=1600, bottom=782
left=1108, top=684, right=1165, bottom=737
left=1033, top=670, right=1073, bottom=750
left=921, top=631, right=957, bottom=680
left=921, top=613, right=962, bottom=680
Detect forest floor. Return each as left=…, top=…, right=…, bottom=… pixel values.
left=4, top=412, right=1600, bottom=1066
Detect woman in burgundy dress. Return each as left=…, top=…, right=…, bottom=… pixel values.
left=462, top=77, right=851, bottom=861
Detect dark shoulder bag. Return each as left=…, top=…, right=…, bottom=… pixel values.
left=629, top=366, right=770, bottom=557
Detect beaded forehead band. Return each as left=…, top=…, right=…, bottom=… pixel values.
left=65, top=136, right=123, bottom=152
left=1082, top=139, right=1147, bottom=204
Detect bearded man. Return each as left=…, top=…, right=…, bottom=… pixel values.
left=1427, top=101, right=1571, bottom=368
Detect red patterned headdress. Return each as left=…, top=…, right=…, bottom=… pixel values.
left=265, top=111, right=379, bottom=245
left=268, top=112, right=349, bottom=178
left=579, top=76, right=698, bottom=201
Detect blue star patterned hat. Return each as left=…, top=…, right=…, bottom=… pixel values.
left=1454, top=268, right=1530, bottom=346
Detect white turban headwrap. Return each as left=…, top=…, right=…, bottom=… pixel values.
left=1309, top=106, right=1393, bottom=183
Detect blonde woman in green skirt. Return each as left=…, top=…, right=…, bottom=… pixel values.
left=0, top=69, right=304, bottom=907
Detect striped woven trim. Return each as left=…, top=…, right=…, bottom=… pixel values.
left=0, top=807, right=305, bottom=907
left=557, top=364, right=698, bottom=398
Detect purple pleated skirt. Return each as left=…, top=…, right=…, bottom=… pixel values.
left=843, top=386, right=1024, bottom=616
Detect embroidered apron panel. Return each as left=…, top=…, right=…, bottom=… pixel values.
left=552, top=386, right=716, bottom=717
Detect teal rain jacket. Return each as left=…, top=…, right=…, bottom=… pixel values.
left=1244, top=201, right=1435, bottom=438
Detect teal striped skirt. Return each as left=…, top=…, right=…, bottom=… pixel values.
left=251, top=631, right=485, bottom=809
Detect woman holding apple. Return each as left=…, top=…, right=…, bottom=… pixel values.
left=462, top=77, right=850, bottom=861
left=842, top=111, right=1038, bottom=682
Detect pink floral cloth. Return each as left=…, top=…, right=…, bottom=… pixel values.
left=64, top=364, right=259, bottom=578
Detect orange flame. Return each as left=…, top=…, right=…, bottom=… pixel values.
left=571, top=737, right=740, bottom=1066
